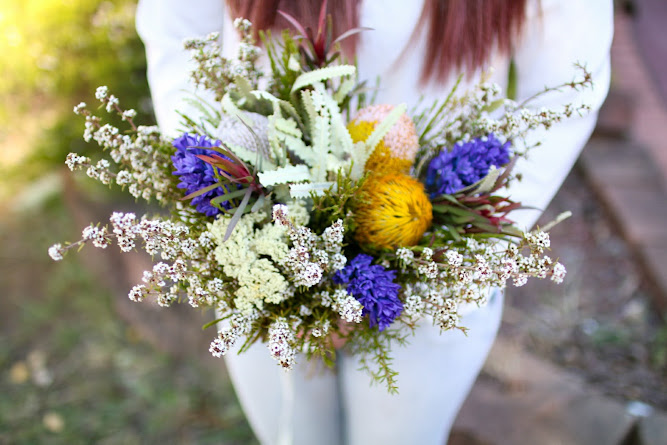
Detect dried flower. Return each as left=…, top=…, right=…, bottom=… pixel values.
left=426, top=133, right=511, bottom=196
left=355, top=173, right=432, bottom=249
left=333, top=254, right=402, bottom=330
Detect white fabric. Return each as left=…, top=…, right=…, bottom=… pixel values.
left=221, top=292, right=503, bottom=445
left=136, top=0, right=613, bottom=443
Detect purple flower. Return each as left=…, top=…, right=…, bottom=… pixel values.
left=425, top=133, right=511, bottom=196
left=171, top=133, right=234, bottom=216
left=333, top=254, right=402, bottom=330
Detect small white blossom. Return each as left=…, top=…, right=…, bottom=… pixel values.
left=95, top=86, right=108, bottom=100
left=73, top=102, right=86, bottom=114
left=115, top=170, right=132, bottom=186
left=268, top=318, right=296, bottom=369
left=322, top=220, right=344, bottom=253
left=525, top=230, right=550, bottom=252
left=157, top=291, right=178, bottom=307
left=396, top=247, right=414, bottom=265
left=513, top=274, right=528, bottom=287
left=333, top=289, right=363, bottom=324
left=48, top=244, right=65, bottom=261
left=122, top=109, right=137, bottom=121
left=551, top=263, right=567, bottom=284
left=105, top=95, right=119, bottom=113
left=128, top=284, right=148, bottom=302
left=446, top=250, right=463, bottom=267
left=272, top=204, right=289, bottom=225
left=330, top=253, right=347, bottom=272
left=404, top=294, right=425, bottom=318
left=311, top=319, right=330, bottom=338
left=418, top=262, right=439, bottom=279
left=65, top=153, right=90, bottom=171
left=294, top=263, right=323, bottom=287
left=299, top=305, right=312, bottom=317
left=421, top=247, right=434, bottom=262
left=319, top=291, right=333, bottom=307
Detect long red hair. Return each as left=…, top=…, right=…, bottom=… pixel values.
left=225, top=0, right=527, bottom=83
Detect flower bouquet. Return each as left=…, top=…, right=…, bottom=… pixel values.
left=50, top=10, right=591, bottom=392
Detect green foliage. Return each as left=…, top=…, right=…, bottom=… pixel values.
left=345, top=322, right=415, bottom=395
left=261, top=29, right=302, bottom=102
left=309, top=169, right=366, bottom=235
left=1, top=0, right=149, bottom=114
left=1, top=0, right=153, bottom=195
left=0, top=195, right=255, bottom=444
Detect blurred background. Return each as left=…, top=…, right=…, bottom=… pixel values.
left=1, top=0, right=665, bottom=444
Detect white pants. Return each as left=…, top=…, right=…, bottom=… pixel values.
left=223, top=291, right=503, bottom=445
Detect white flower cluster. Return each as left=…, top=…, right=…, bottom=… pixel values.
left=392, top=233, right=567, bottom=331
left=210, top=209, right=290, bottom=313
left=209, top=312, right=257, bottom=358
left=274, top=205, right=348, bottom=288
left=48, top=244, right=65, bottom=261
left=50, top=210, right=216, bottom=308
left=417, top=65, right=593, bottom=165
left=268, top=318, right=297, bottom=369
left=65, top=153, right=90, bottom=171
left=395, top=247, right=415, bottom=266
left=433, top=298, right=459, bottom=331
left=86, top=159, right=114, bottom=185
left=332, top=289, right=363, bottom=324
left=81, top=224, right=110, bottom=249
left=310, top=319, right=331, bottom=338
left=524, top=230, right=551, bottom=253
left=186, top=19, right=262, bottom=102
left=72, top=89, right=175, bottom=204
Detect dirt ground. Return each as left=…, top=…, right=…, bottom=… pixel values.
left=503, top=163, right=667, bottom=409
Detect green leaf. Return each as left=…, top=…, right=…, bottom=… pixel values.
left=482, top=98, right=506, bottom=114
left=258, top=164, right=311, bottom=186
left=202, top=317, right=226, bottom=330
left=475, top=168, right=501, bottom=195
left=210, top=188, right=248, bottom=206
left=289, top=182, right=335, bottom=198
left=223, top=188, right=253, bottom=241
left=182, top=182, right=226, bottom=201
left=291, top=65, right=356, bottom=93
left=350, top=141, right=372, bottom=180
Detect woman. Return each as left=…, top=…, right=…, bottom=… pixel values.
left=136, top=1, right=613, bottom=443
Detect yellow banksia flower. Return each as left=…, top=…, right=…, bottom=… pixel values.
left=355, top=173, right=433, bottom=249
left=347, top=104, right=419, bottom=175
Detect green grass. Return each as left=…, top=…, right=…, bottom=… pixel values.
left=0, top=195, right=256, bottom=444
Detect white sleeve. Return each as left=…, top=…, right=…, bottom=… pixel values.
left=506, top=0, right=613, bottom=230
left=135, top=0, right=227, bottom=138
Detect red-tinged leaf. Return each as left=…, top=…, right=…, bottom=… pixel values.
left=493, top=156, right=518, bottom=192
left=226, top=175, right=255, bottom=185
left=325, top=14, right=333, bottom=52
left=316, top=0, right=328, bottom=45
left=211, top=145, right=245, bottom=166
left=215, top=169, right=235, bottom=183
left=333, top=27, right=373, bottom=45
left=278, top=10, right=308, bottom=38
left=196, top=154, right=224, bottom=165
left=499, top=202, right=522, bottom=213
left=198, top=155, right=249, bottom=179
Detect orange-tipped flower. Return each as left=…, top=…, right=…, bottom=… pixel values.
left=355, top=173, right=433, bottom=249
left=347, top=104, right=419, bottom=175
